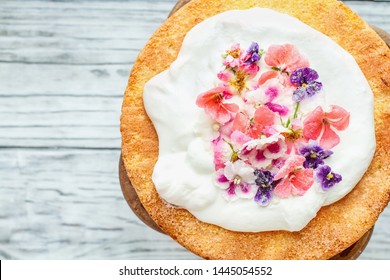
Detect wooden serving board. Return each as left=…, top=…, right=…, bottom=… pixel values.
left=120, top=0, right=390, bottom=259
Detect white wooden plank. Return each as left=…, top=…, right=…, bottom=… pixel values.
left=0, top=149, right=199, bottom=259
left=0, top=95, right=122, bottom=148
left=0, top=64, right=131, bottom=96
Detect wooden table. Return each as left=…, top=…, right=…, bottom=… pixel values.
left=0, top=0, right=389, bottom=260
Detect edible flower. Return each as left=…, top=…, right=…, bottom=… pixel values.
left=290, top=67, right=323, bottom=102
left=273, top=155, right=314, bottom=197
left=264, top=44, right=309, bottom=74
left=223, top=43, right=245, bottom=68
left=216, top=160, right=257, bottom=200
left=280, top=118, right=306, bottom=154
left=316, top=165, right=342, bottom=190
left=254, top=169, right=276, bottom=206
left=303, top=105, right=350, bottom=149
left=239, top=134, right=287, bottom=169
left=218, top=69, right=256, bottom=94
left=231, top=105, right=276, bottom=139
left=196, top=86, right=239, bottom=124
left=212, top=131, right=252, bottom=170
left=299, top=140, right=333, bottom=169
left=243, top=42, right=261, bottom=65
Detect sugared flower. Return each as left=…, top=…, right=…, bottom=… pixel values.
left=264, top=44, right=309, bottom=74
left=273, top=155, right=314, bottom=197
left=223, top=43, right=245, bottom=68
left=280, top=118, right=306, bottom=154
left=254, top=169, right=276, bottom=206
left=196, top=86, right=239, bottom=124
left=240, top=134, right=287, bottom=168
left=216, top=160, right=257, bottom=200
left=218, top=69, right=256, bottom=94
left=303, top=105, right=350, bottom=149
left=299, top=140, right=333, bottom=169
left=316, top=165, right=342, bottom=190
left=290, top=67, right=323, bottom=102
left=232, top=105, right=276, bottom=139
left=243, top=42, right=261, bottom=65
left=250, top=78, right=290, bottom=116
left=212, top=130, right=253, bottom=170
left=222, top=42, right=261, bottom=85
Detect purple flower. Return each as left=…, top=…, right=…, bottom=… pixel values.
left=317, top=165, right=342, bottom=190
left=244, top=42, right=261, bottom=65
left=290, top=67, right=323, bottom=102
left=254, top=169, right=276, bottom=206
left=299, top=141, right=333, bottom=169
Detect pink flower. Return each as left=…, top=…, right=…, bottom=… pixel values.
left=218, top=68, right=258, bottom=94
left=212, top=131, right=252, bottom=170
left=303, top=105, right=350, bottom=150
left=223, top=43, right=245, bottom=68
left=212, top=136, right=232, bottom=171
left=281, top=118, right=307, bottom=154
left=273, top=155, right=314, bottom=198
left=261, top=78, right=291, bottom=116
left=264, top=44, right=309, bottom=74
left=231, top=105, right=276, bottom=139
left=239, top=134, right=287, bottom=168
left=223, top=43, right=260, bottom=76
left=258, top=70, right=291, bottom=87
left=196, top=86, right=239, bottom=124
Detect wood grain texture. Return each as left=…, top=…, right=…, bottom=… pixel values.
left=0, top=0, right=389, bottom=259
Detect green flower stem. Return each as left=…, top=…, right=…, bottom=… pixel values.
left=293, top=102, right=300, bottom=119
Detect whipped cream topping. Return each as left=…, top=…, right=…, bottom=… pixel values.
left=143, top=8, right=375, bottom=232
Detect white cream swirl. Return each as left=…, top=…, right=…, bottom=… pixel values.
left=143, top=8, right=375, bottom=232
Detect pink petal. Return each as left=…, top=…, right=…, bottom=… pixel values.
left=284, top=138, right=294, bottom=154
left=240, top=64, right=260, bottom=77
left=265, top=102, right=289, bottom=116
left=217, top=174, right=229, bottom=184
left=217, top=70, right=234, bottom=82
left=303, top=106, right=324, bottom=140
left=219, top=119, right=234, bottom=137
left=254, top=106, right=276, bottom=128
left=231, top=130, right=253, bottom=146
left=258, top=70, right=278, bottom=85
left=283, top=45, right=309, bottom=73
left=265, top=86, right=279, bottom=100
left=212, top=137, right=229, bottom=170
left=255, top=150, right=266, bottom=161
left=232, top=113, right=249, bottom=134
left=325, top=105, right=350, bottom=131
left=290, top=169, right=314, bottom=195
left=320, top=124, right=340, bottom=150
left=264, top=44, right=288, bottom=68
left=274, top=155, right=305, bottom=180
left=274, top=178, right=293, bottom=198
left=267, top=142, right=280, bottom=154
left=203, top=102, right=221, bottom=120
left=223, top=103, right=239, bottom=113
left=262, top=125, right=279, bottom=137
left=214, top=106, right=232, bottom=124
left=264, top=44, right=309, bottom=73
left=196, top=91, right=214, bottom=108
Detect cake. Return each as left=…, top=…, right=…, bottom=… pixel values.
left=120, top=0, right=390, bottom=259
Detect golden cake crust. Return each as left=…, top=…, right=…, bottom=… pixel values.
left=120, top=0, right=390, bottom=259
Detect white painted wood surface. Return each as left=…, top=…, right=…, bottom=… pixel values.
left=0, top=0, right=389, bottom=260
